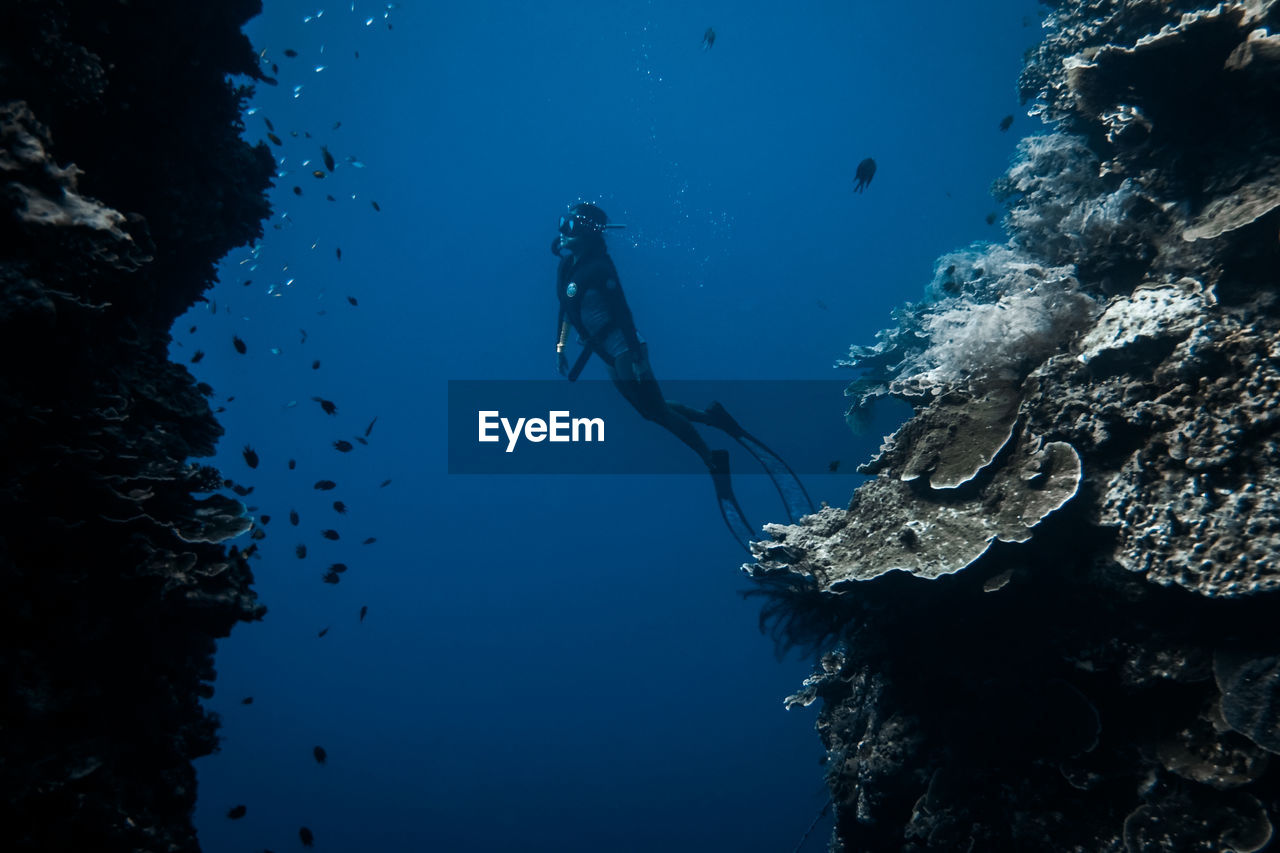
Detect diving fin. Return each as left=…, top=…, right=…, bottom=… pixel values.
left=705, top=402, right=814, bottom=524
left=709, top=449, right=754, bottom=552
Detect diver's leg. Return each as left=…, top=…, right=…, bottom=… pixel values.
left=610, top=352, right=714, bottom=467
left=702, top=401, right=816, bottom=523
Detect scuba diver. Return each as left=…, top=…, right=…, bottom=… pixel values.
left=551, top=201, right=813, bottom=551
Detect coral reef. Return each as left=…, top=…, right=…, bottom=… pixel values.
left=755, top=1, right=1280, bottom=849
left=0, top=2, right=271, bottom=850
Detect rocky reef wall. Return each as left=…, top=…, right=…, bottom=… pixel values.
left=755, top=2, right=1280, bottom=850
left=0, top=2, right=272, bottom=850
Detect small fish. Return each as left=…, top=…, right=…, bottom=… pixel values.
left=288, top=458, right=297, bottom=470
left=365, top=416, right=378, bottom=437
left=853, top=157, right=877, bottom=193
left=322, top=529, right=340, bottom=541
left=334, top=440, right=353, bottom=452
left=985, top=212, right=998, bottom=225
left=314, top=479, right=337, bottom=490
left=296, top=544, right=307, bottom=559
left=321, top=570, right=340, bottom=584
left=241, top=696, right=254, bottom=704
left=191, top=349, right=205, bottom=364
left=261, top=514, right=271, bottom=524
left=355, top=437, right=368, bottom=446
left=189, top=325, right=197, bottom=333
left=313, top=745, right=327, bottom=764
left=242, top=446, right=260, bottom=468
left=359, top=605, right=368, bottom=623
left=241, top=543, right=259, bottom=559
left=293, top=186, right=302, bottom=196
left=231, top=484, right=254, bottom=497
left=371, top=200, right=381, bottom=211
left=312, top=360, right=321, bottom=370
left=380, top=479, right=392, bottom=487
left=267, top=132, right=283, bottom=146
left=329, top=562, right=348, bottom=574
left=283, top=48, right=298, bottom=57
left=321, top=146, right=336, bottom=172
left=312, top=170, right=325, bottom=179
left=300, top=328, right=308, bottom=344
left=347, top=296, right=358, bottom=306
left=701, top=26, right=716, bottom=50
left=828, top=460, right=841, bottom=473
left=250, top=527, right=265, bottom=540
left=333, top=120, right=342, bottom=130
left=227, top=805, right=247, bottom=820
left=300, top=827, right=314, bottom=848
left=317, top=626, right=329, bottom=638
left=333, top=501, right=347, bottom=514
left=232, top=335, right=247, bottom=354
left=264, top=117, right=275, bottom=131
left=999, top=114, right=1014, bottom=132
left=215, top=406, right=226, bottom=413
left=290, top=509, right=300, bottom=526
left=335, top=247, right=342, bottom=261
left=816, top=300, right=828, bottom=312
left=326, top=194, right=336, bottom=202
left=313, top=397, right=338, bottom=415
left=362, top=537, right=376, bottom=545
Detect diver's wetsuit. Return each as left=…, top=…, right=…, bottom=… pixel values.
left=554, top=233, right=813, bottom=550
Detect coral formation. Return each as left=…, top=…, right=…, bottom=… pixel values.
left=753, top=1, right=1280, bottom=849
left=0, top=1, right=271, bottom=850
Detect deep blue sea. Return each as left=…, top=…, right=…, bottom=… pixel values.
left=176, top=2, right=1043, bottom=850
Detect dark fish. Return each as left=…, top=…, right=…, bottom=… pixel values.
left=232, top=335, right=247, bottom=354
left=365, top=416, right=378, bottom=437
left=312, top=170, right=325, bottom=179
left=999, top=114, right=1014, bottom=132
left=264, top=117, right=275, bottom=131
left=853, top=157, right=877, bottom=193
left=227, top=805, right=247, bottom=820
left=241, top=696, right=254, bottom=704
left=296, top=544, right=307, bottom=559
left=317, top=626, right=329, bottom=638
left=380, top=479, right=392, bottom=487
left=300, top=328, right=308, bottom=344
left=985, top=212, right=998, bottom=225
left=215, top=406, right=226, bottom=413
left=321, top=146, right=335, bottom=172
left=299, top=827, right=314, bottom=848
left=242, top=543, right=259, bottom=559
left=189, top=325, right=197, bottom=333
left=816, top=300, right=828, bottom=311
left=292, top=186, right=302, bottom=196
left=283, top=48, right=298, bottom=57
left=291, top=131, right=298, bottom=138
left=371, top=200, right=381, bottom=211
left=701, top=26, right=716, bottom=50
left=333, top=501, right=347, bottom=514
left=354, top=437, right=368, bottom=446
left=231, top=484, right=254, bottom=496
left=359, top=605, right=367, bottom=623
left=326, top=194, right=336, bottom=202
left=261, top=514, right=271, bottom=524
left=322, top=570, right=340, bottom=584
left=290, top=509, right=300, bottom=526
left=271, top=63, right=278, bottom=74
left=312, top=360, right=321, bottom=370
left=354, top=50, right=360, bottom=59
left=322, top=529, right=340, bottom=541
left=227, top=396, right=235, bottom=402
left=313, top=397, right=338, bottom=415
left=267, top=132, right=283, bottom=146
left=288, top=458, right=297, bottom=470
left=334, top=440, right=353, bottom=452
left=304, top=131, right=312, bottom=139
left=313, top=745, right=327, bottom=764
left=329, top=562, right=348, bottom=574
left=347, top=296, right=358, bottom=306
left=250, top=527, right=266, bottom=540
left=191, top=349, right=205, bottom=363
left=333, top=120, right=342, bottom=130
left=242, top=445, right=260, bottom=468
left=242, top=279, right=252, bottom=286
left=314, top=479, right=337, bottom=490
left=335, top=247, right=342, bottom=261
left=828, top=460, right=841, bottom=473
left=362, top=537, right=376, bottom=545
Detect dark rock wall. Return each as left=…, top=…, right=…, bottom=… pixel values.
left=0, top=2, right=271, bottom=850
left=755, top=2, right=1280, bottom=850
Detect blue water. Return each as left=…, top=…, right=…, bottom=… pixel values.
left=179, top=2, right=1042, bottom=850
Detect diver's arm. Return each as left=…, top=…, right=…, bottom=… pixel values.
left=556, top=308, right=570, bottom=375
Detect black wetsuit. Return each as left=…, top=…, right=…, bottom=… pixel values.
left=555, top=245, right=641, bottom=368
